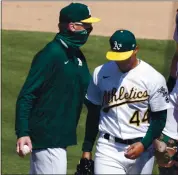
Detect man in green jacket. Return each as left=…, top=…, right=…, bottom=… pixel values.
left=15, top=2, right=100, bottom=174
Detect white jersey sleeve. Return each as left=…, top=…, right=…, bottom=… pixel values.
left=149, top=74, right=170, bottom=112
left=86, top=68, right=101, bottom=105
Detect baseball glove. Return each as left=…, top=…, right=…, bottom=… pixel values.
left=172, top=150, right=178, bottom=170
left=74, top=158, right=94, bottom=175
left=153, top=134, right=177, bottom=168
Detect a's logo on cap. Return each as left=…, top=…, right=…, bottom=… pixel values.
left=113, top=41, right=122, bottom=50
left=87, top=6, right=91, bottom=15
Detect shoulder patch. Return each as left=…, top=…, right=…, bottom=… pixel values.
left=157, top=86, right=169, bottom=103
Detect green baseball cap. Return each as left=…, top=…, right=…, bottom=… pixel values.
left=106, top=29, right=137, bottom=61
left=59, top=3, right=100, bottom=23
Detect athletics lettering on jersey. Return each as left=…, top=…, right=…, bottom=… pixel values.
left=102, top=86, right=149, bottom=113
left=85, top=60, right=170, bottom=139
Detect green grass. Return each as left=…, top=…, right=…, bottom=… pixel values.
left=2, top=30, right=175, bottom=174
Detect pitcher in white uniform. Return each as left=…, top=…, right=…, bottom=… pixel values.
left=154, top=10, right=178, bottom=175
left=80, top=29, right=170, bottom=174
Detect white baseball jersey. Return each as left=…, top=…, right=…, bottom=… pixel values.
left=86, top=60, right=170, bottom=139
left=162, top=63, right=178, bottom=140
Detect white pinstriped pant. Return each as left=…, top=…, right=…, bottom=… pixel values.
left=94, top=135, right=155, bottom=174
left=29, top=148, right=67, bottom=174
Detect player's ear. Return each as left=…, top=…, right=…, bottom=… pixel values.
left=133, top=46, right=139, bottom=55
left=68, top=23, right=75, bottom=32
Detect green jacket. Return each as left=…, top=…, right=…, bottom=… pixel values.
left=15, top=33, right=91, bottom=149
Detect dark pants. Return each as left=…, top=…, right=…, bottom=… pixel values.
left=159, top=166, right=177, bottom=175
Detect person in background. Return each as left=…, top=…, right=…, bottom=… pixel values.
left=155, top=10, right=178, bottom=175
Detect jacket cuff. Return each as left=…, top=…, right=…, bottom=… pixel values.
left=16, top=131, right=29, bottom=139
left=82, top=141, right=93, bottom=152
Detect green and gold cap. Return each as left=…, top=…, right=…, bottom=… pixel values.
left=59, top=3, right=100, bottom=23
left=106, top=30, right=137, bottom=61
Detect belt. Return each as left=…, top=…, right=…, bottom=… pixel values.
left=103, top=133, right=142, bottom=145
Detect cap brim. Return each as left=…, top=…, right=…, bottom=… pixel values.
left=106, top=50, right=134, bottom=61
left=81, top=17, right=100, bottom=23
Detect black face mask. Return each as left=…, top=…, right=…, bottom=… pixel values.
left=57, top=25, right=93, bottom=49
left=59, top=29, right=90, bottom=48
left=57, top=24, right=93, bottom=48
left=86, top=26, right=93, bottom=34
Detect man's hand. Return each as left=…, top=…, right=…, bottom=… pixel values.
left=124, top=142, right=145, bottom=160
left=82, top=152, right=92, bottom=160
left=16, top=136, right=32, bottom=158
